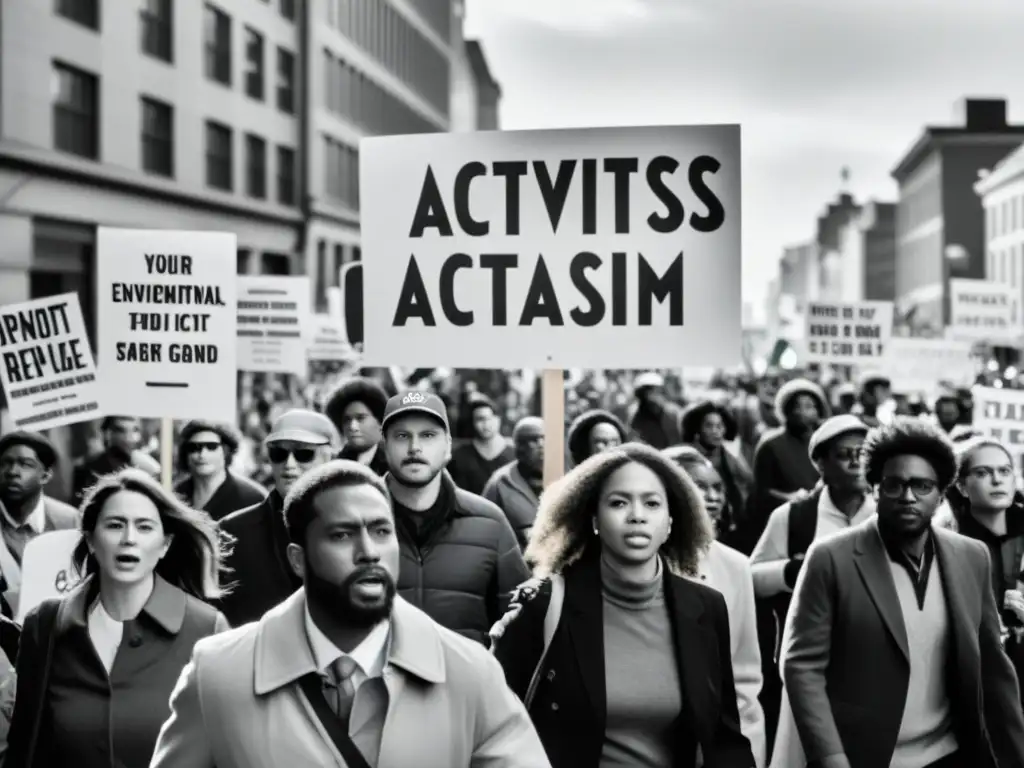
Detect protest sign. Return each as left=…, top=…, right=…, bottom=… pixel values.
left=237, top=276, right=310, bottom=375
left=803, top=300, right=893, bottom=364
left=0, top=293, right=101, bottom=430
left=95, top=228, right=238, bottom=420
left=948, top=279, right=1021, bottom=343
left=307, top=315, right=357, bottom=362
left=882, top=337, right=976, bottom=394
left=15, top=529, right=82, bottom=623
left=973, top=386, right=1024, bottom=457
left=358, top=125, right=742, bottom=369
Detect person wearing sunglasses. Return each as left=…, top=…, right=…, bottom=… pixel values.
left=781, top=418, right=1024, bottom=768
left=173, top=420, right=267, bottom=522
left=216, top=409, right=337, bottom=626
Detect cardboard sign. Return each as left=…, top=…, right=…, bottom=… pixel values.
left=95, top=228, right=238, bottom=420
left=948, top=279, right=1021, bottom=343
left=237, top=276, right=310, bottom=375
left=882, top=337, right=976, bottom=394
left=307, top=315, right=356, bottom=362
left=803, top=300, right=893, bottom=364
left=358, top=125, right=742, bottom=368
left=973, top=386, right=1024, bottom=457
left=16, top=529, right=83, bottom=623
left=0, top=293, right=102, bottom=430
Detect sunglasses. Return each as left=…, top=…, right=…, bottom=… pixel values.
left=879, top=477, right=938, bottom=499
left=186, top=442, right=222, bottom=455
left=267, top=446, right=317, bottom=464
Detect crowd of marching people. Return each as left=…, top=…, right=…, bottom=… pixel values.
left=1, top=364, right=1024, bottom=766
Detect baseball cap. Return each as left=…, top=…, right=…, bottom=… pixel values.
left=265, top=409, right=337, bottom=446
left=808, top=414, right=869, bottom=462
left=633, top=372, right=664, bottom=391
left=381, top=390, right=450, bottom=432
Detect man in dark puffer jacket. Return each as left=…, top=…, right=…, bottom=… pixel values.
left=380, top=390, right=530, bottom=645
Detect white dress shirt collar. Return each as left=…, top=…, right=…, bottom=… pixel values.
left=820, top=484, right=876, bottom=525
left=1, top=495, right=45, bottom=534
left=304, top=605, right=390, bottom=681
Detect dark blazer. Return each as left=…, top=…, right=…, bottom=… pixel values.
left=782, top=518, right=1024, bottom=768
left=173, top=472, right=267, bottom=522
left=5, top=574, right=228, bottom=768
left=216, top=491, right=301, bottom=627
left=493, top=552, right=754, bottom=768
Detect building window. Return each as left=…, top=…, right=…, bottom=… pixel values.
left=140, top=0, right=172, bottom=62
left=237, top=248, right=252, bottom=275
left=56, top=0, right=99, bottom=31
left=280, top=0, right=296, bottom=21
left=204, top=4, right=231, bottom=86
left=52, top=62, right=99, bottom=160
left=205, top=120, right=233, bottom=191
left=140, top=97, right=173, bottom=177
left=277, top=48, right=295, bottom=114
left=277, top=145, right=296, bottom=206
left=316, top=241, right=329, bottom=312
left=262, top=253, right=291, bottom=275
left=244, top=28, right=265, bottom=101
left=245, top=134, right=267, bottom=199
left=324, top=135, right=360, bottom=210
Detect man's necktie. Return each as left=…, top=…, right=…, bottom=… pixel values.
left=323, top=656, right=359, bottom=724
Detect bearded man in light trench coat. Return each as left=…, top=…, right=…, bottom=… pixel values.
left=150, top=460, right=549, bottom=768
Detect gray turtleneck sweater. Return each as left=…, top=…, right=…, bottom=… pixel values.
left=600, top=556, right=683, bottom=767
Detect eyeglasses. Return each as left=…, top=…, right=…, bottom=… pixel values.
left=879, top=477, right=938, bottom=499
left=186, top=442, right=222, bottom=455
left=267, top=446, right=317, bottom=464
left=831, top=447, right=863, bottom=464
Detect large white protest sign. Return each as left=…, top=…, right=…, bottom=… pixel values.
left=803, top=300, right=893, bottom=364
left=0, top=294, right=102, bottom=430
left=359, top=125, right=742, bottom=368
left=948, top=279, right=1021, bottom=343
left=973, top=386, right=1024, bottom=457
left=15, top=529, right=83, bottom=623
left=237, top=276, right=310, bottom=375
left=882, top=337, right=975, bottom=394
left=96, top=229, right=237, bottom=420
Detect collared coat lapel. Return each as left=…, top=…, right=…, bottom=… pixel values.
left=853, top=520, right=910, bottom=662
left=562, top=554, right=607, bottom=727
left=664, top=573, right=713, bottom=732
left=932, top=528, right=981, bottom=704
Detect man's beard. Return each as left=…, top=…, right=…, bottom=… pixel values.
left=305, top=559, right=397, bottom=628
left=394, top=460, right=440, bottom=488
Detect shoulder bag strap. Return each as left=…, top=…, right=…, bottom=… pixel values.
left=296, top=672, right=373, bottom=768
left=24, top=598, right=61, bottom=768
left=523, top=573, right=565, bottom=709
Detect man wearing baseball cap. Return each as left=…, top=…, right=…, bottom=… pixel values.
left=380, top=389, right=530, bottom=646
left=217, top=409, right=337, bottom=626
left=750, top=414, right=874, bottom=762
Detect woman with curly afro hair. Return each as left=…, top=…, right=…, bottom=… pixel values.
left=490, top=443, right=755, bottom=768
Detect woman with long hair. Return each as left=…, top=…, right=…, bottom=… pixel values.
left=666, top=445, right=766, bottom=768
left=5, top=468, right=231, bottom=768
left=491, top=442, right=754, bottom=768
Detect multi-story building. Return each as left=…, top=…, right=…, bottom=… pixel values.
left=778, top=241, right=819, bottom=311
left=0, top=0, right=303, bottom=328
left=308, top=0, right=452, bottom=312
left=450, top=2, right=501, bottom=132
left=815, top=192, right=861, bottom=301
left=837, top=201, right=896, bottom=303
left=890, top=97, right=1024, bottom=334
left=975, top=142, right=1024, bottom=298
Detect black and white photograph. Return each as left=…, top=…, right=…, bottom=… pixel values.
left=0, top=0, right=1023, bottom=766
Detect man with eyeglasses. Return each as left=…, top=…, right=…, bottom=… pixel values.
left=217, top=409, right=337, bottom=626
left=750, top=414, right=872, bottom=760
left=781, top=418, right=1024, bottom=768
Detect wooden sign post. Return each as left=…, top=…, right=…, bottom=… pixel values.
left=160, top=417, right=174, bottom=491
left=541, top=369, right=565, bottom=488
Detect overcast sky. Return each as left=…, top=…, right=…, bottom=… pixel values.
left=463, top=0, right=1024, bottom=321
